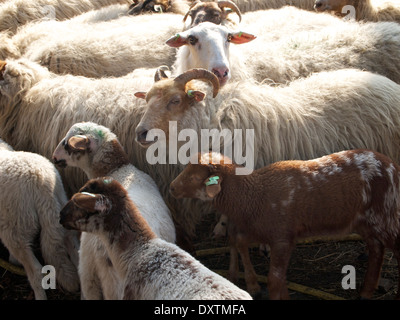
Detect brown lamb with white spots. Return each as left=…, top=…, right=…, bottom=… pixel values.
left=60, top=177, right=252, bottom=300
left=170, top=149, right=400, bottom=300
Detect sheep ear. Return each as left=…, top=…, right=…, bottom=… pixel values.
left=165, top=34, right=187, bottom=48
left=134, top=92, right=147, bottom=99
left=154, top=68, right=168, bottom=82
left=0, top=61, right=6, bottom=81
left=72, top=192, right=105, bottom=213
left=187, top=90, right=205, bottom=102
left=230, top=32, right=256, bottom=44
left=68, top=135, right=90, bottom=151
left=204, top=175, right=222, bottom=199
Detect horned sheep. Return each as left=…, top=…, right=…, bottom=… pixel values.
left=168, top=15, right=400, bottom=87
left=60, top=177, right=252, bottom=300
left=0, top=1, right=243, bottom=78
left=52, top=122, right=176, bottom=299
left=170, top=150, right=400, bottom=300
left=314, top=0, right=400, bottom=22
left=135, top=67, right=400, bottom=292
left=0, top=138, right=80, bottom=300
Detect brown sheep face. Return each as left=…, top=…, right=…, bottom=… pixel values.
left=314, top=0, right=350, bottom=12
left=170, top=162, right=219, bottom=200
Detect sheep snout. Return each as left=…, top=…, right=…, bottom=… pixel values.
left=53, top=157, right=67, bottom=168
left=212, top=66, right=230, bottom=86
left=314, top=0, right=329, bottom=11
left=135, top=127, right=158, bottom=147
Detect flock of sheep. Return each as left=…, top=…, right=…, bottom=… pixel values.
left=1, top=0, right=400, bottom=300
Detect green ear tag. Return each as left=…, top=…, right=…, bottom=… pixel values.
left=205, top=176, right=220, bottom=186
left=187, top=90, right=194, bottom=97
left=103, top=178, right=113, bottom=184
left=175, top=34, right=180, bottom=39
left=238, top=31, right=243, bottom=37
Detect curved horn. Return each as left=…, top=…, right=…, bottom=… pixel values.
left=174, top=69, right=220, bottom=98
left=182, top=0, right=201, bottom=22
left=218, top=0, right=242, bottom=22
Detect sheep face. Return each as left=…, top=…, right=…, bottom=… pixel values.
left=135, top=69, right=219, bottom=148
left=183, top=1, right=241, bottom=28
left=60, top=177, right=120, bottom=233
left=170, top=163, right=215, bottom=200
left=135, top=78, right=205, bottom=147
left=170, top=152, right=230, bottom=200
left=53, top=122, right=113, bottom=171
left=128, top=0, right=171, bottom=15
left=166, top=22, right=255, bottom=87
left=314, top=0, right=349, bottom=12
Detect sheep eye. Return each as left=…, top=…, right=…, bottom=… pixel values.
left=188, top=35, right=197, bottom=45
left=167, top=97, right=181, bottom=110
left=170, top=98, right=181, bottom=105
left=227, top=34, right=233, bottom=42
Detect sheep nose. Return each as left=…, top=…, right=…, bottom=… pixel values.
left=212, top=67, right=229, bottom=81
left=53, top=157, right=67, bottom=168
left=314, top=0, right=324, bottom=9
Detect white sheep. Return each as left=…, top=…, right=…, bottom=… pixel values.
left=52, top=122, right=176, bottom=299
left=134, top=67, right=400, bottom=294
left=231, top=0, right=316, bottom=12
left=0, top=58, right=200, bottom=244
left=0, top=138, right=80, bottom=300
left=240, top=16, right=400, bottom=85
left=7, top=12, right=183, bottom=78
left=170, top=149, right=400, bottom=300
left=314, top=0, right=400, bottom=22
left=0, top=0, right=131, bottom=34
left=60, top=177, right=252, bottom=300
left=2, top=1, right=243, bottom=78
left=168, top=15, right=400, bottom=87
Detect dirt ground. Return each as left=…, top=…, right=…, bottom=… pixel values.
left=0, top=213, right=398, bottom=300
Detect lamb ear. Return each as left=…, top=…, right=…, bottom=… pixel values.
left=134, top=92, right=147, bottom=99
left=204, top=175, right=222, bottom=198
left=68, top=135, right=90, bottom=151
left=72, top=192, right=105, bottom=213
left=0, top=61, right=6, bottom=81
left=230, top=31, right=256, bottom=44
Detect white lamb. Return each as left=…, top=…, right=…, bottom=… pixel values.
left=52, top=122, right=176, bottom=299
left=0, top=138, right=79, bottom=300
